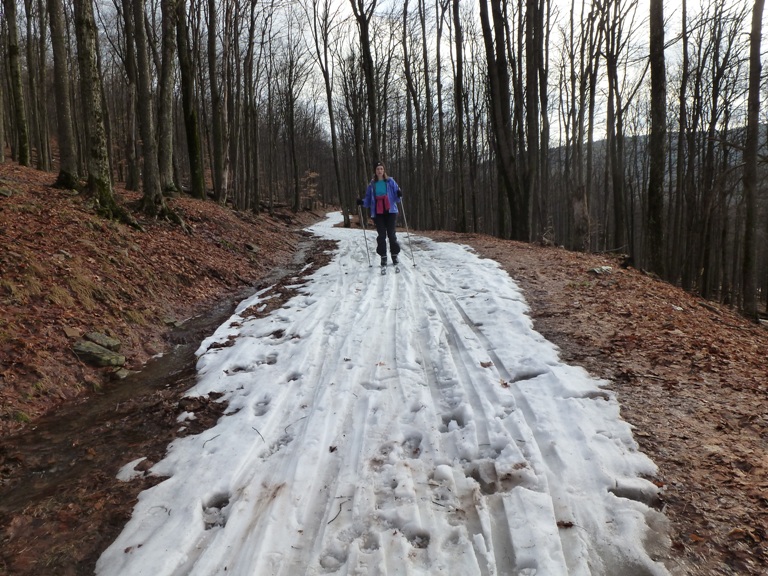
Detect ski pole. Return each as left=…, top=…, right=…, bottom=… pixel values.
left=398, top=197, right=416, bottom=267
left=358, top=204, right=372, bottom=267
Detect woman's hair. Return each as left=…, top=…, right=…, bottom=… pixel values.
left=373, top=161, right=388, bottom=181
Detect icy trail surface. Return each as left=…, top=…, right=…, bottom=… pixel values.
left=97, top=212, right=669, bottom=576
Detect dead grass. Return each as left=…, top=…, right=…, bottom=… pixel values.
left=48, top=284, right=75, bottom=307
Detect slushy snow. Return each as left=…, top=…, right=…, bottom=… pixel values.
left=97, top=212, right=670, bottom=575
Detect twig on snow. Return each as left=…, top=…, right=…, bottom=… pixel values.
left=285, top=415, right=307, bottom=435
left=327, top=498, right=350, bottom=525
left=203, top=434, right=220, bottom=448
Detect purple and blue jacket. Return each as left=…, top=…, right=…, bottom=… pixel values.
left=363, top=178, right=401, bottom=218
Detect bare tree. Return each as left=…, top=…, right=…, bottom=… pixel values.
left=47, top=0, right=79, bottom=188
left=452, top=0, right=466, bottom=232
left=3, top=0, right=31, bottom=165
left=0, top=55, right=4, bottom=163
left=133, top=0, right=165, bottom=214
left=647, top=0, right=665, bottom=275
left=418, top=0, right=436, bottom=227
left=25, top=0, right=51, bottom=170
left=435, top=0, right=450, bottom=227
left=579, top=4, right=601, bottom=253
left=479, top=0, right=526, bottom=240
left=742, top=0, right=763, bottom=318
left=524, top=0, right=543, bottom=239
left=158, top=0, right=178, bottom=194
left=119, top=0, right=140, bottom=191
left=671, top=0, right=748, bottom=295
left=601, top=0, right=640, bottom=254
left=669, top=0, right=691, bottom=278
left=402, top=0, right=430, bottom=222
left=349, top=0, right=379, bottom=165
left=242, top=0, right=258, bottom=212
left=72, top=0, right=134, bottom=224
left=338, top=50, right=369, bottom=200
left=208, top=0, right=230, bottom=203
left=176, top=0, right=205, bottom=200
left=305, top=0, right=347, bottom=222
left=275, top=13, right=311, bottom=213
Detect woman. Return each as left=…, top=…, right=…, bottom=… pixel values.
left=358, top=162, right=402, bottom=267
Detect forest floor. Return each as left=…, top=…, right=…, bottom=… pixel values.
left=0, top=160, right=766, bottom=575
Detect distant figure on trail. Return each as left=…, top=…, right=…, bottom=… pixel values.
left=357, top=161, right=402, bottom=267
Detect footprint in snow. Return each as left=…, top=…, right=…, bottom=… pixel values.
left=253, top=395, right=271, bottom=416
left=202, top=493, right=230, bottom=530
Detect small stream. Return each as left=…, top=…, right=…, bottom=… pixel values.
left=0, top=237, right=316, bottom=519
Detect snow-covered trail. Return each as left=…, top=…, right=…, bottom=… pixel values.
left=97, top=212, right=670, bottom=576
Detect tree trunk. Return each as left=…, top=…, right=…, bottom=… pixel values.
left=133, top=0, right=165, bottom=214
left=21, top=0, right=39, bottom=169
left=4, top=0, right=31, bottom=166
left=479, top=0, right=526, bottom=240
left=72, top=0, right=120, bottom=215
left=742, top=0, right=763, bottom=318
left=242, top=1, right=256, bottom=212
left=26, top=0, right=50, bottom=170
left=120, top=0, right=140, bottom=191
left=289, top=100, right=301, bottom=213
left=0, top=63, right=5, bottom=163
left=436, top=0, right=449, bottom=228
left=453, top=0, right=466, bottom=232
left=349, top=0, right=379, bottom=163
left=176, top=0, right=205, bottom=200
left=419, top=0, right=436, bottom=228
left=158, top=0, right=178, bottom=194
left=648, top=0, right=666, bottom=277
left=208, top=0, right=228, bottom=203
left=48, top=0, right=79, bottom=187
left=670, top=0, right=689, bottom=282
left=605, top=74, right=626, bottom=251
left=525, top=0, right=541, bottom=241
left=309, top=0, right=346, bottom=222
left=402, top=0, right=428, bottom=224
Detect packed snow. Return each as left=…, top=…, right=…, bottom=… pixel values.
left=97, top=212, right=670, bottom=575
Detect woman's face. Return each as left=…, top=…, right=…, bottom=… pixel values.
left=376, top=165, right=385, bottom=179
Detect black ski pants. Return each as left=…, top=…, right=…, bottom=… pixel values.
left=373, top=212, right=400, bottom=257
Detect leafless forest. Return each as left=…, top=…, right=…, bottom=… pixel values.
left=0, top=0, right=766, bottom=316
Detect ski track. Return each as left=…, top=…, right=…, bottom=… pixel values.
left=96, top=213, right=670, bottom=576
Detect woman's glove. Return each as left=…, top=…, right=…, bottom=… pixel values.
left=356, top=198, right=364, bottom=206
left=397, top=190, right=402, bottom=198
